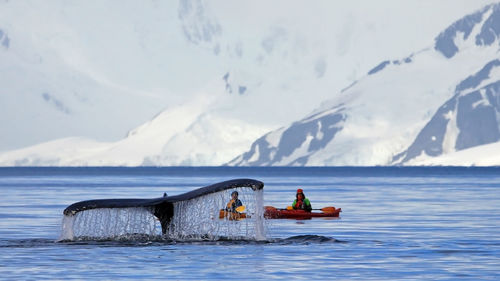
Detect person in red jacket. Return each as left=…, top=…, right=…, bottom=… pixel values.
left=292, top=188, right=312, bottom=212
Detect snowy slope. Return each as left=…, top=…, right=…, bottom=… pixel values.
left=393, top=4, right=500, bottom=165
left=393, top=60, right=500, bottom=165
left=406, top=141, right=500, bottom=166
left=0, top=1, right=176, bottom=150
left=0, top=81, right=270, bottom=166
left=0, top=0, right=494, bottom=153
left=0, top=0, right=497, bottom=166
left=230, top=3, right=500, bottom=166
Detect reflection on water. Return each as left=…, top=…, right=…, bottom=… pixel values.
left=1, top=234, right=340, bottom=249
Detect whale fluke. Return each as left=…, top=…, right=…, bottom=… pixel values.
left=63, top=178, right=264, bottom=234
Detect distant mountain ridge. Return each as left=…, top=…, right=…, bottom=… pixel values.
left=230, top=3, right=500, bottom=166
left=395, top=3, right=500, bottom=165
left=1, top=2, right=499, bottom=167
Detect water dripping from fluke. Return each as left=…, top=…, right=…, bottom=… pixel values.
left=59, top=179, right=267, bottom=242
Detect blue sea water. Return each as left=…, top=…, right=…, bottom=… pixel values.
left=0, top=167, right=499, bottom=280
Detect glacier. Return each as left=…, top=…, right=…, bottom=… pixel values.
left=230, top=2, right=500, bottom=166
left=0, top=0, right=498, bottom=166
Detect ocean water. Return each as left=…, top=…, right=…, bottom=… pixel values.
left=0, top=167, right=499, bottom=280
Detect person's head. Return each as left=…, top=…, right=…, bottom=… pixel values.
left=231, top=191, right=239, bottom=199
left=296, top=188, right=305, bottom=200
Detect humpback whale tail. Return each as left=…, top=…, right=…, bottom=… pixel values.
left=60, top=179, right=265, bottom=241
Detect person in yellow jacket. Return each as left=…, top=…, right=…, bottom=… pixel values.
left=226, top=191, right=243, bottom=212
left=292, top=188, right=312, bottom=212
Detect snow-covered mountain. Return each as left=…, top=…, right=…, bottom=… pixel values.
left=229, top=3, right=500, bottom=166
left=395, top=60, right=500, bottom=165
left=0, top=81, right=269, bottom=166
left=407, top=140, right=500, bottom=166
left=0, top=1, right=498, bottom=166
